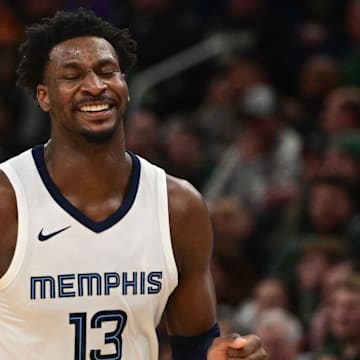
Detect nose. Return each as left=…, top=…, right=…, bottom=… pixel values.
left=80, top=70, right=107, bottom=95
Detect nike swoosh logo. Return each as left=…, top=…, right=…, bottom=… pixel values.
left=38, top=226, right=71, bottom=241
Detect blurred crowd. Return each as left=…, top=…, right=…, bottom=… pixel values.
left=1, top=0, right=360, bottom=359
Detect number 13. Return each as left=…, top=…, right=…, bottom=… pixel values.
left=69, top=310, right=127, bottom=360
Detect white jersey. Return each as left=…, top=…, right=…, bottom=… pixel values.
left=0, top=145, right=178, bottom=360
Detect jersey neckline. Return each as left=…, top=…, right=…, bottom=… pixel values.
left=31, top=144, right=141, bottom=233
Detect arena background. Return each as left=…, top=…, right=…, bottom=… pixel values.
left=1, top=1, right=360, bottom=359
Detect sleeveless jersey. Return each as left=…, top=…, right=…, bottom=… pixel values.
left=0, top=145, right=178, bottom=360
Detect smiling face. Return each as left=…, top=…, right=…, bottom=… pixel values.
left=37, top=36, right=129, bottom=144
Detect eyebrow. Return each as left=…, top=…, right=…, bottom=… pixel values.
left=96, top=58, right=120, bottom=68
left=59, top=58, right=119, bottom=69
left=59, top=61, right=82, bottom=70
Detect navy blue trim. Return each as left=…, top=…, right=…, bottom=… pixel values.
left=32, top=144, right=141, bottom=233
left=169, top=323, right=220, bottom=360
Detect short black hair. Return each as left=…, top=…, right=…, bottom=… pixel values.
left=16, top=8, right=137, bottom=98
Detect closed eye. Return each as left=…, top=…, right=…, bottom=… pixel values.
left=57, top=73, right=81, bottom=81
left=64, top=76, right=80, bottom=80
left=98, top=70, right=119, bottom=78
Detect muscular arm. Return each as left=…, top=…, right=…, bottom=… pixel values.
left=0, top=170, right=18, bottom=279
left=165, top=175, right=217, bottom=336
left=163, top=176, right=267, bottom=360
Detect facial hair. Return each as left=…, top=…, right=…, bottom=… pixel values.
left=80, top=117, right=120, bottom=144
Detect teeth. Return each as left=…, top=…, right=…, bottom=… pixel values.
left=80, top=104, right=110, bottom=112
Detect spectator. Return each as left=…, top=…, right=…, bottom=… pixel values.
left=320, top=86, right=360, bottom=138
left=321, top=131, right=360, bottom=184
left=162, top=116, right=214, bottom=190
left=125, top=108, right=163, bottom=165
left=209, top=196, right=256, bottom=306
left=294, top=239, right=350, bottom=327
left=315, top=273, right=360, bottom=360
left=204, top=84, right=301, bottom=214
left=293, top=54, right=340, bottom=137
left=254, top=308, right=308, bottom=360
left=232, top=277, right=289, bottom=334
left=277, top=176, right=359, bottom=242
left=309, top=260, right=355, bottom=351
left=226, top=57, right=267, bottom=101
left=271, top=174, right=360, bottom=281
left=194, top=71, right=239, bottom=159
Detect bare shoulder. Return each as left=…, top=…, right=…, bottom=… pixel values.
left=0, top=170, right=17, bottom=215
left=166, top=174, right=205, bottom=217
left=166, top=175, right=213, bottom=273
left=0, top=170, right=18, bottom=278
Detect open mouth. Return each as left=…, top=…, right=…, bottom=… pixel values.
left=79, top=103, right=112, bottom=112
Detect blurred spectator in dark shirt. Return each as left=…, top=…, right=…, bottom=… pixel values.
left=161, top=116, right=214, bottom=190
left=193, top=70, right=239, bottom=159
left=290, top=54, right=340, bottom=137
left=276, top=176, right=359, bottom=248
left=270, top=175, right=360, bottom=305
left=125, top=108, right=163, bottom=165
left=209, top=196, right=256, bottom=306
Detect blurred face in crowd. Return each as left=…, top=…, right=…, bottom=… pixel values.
left=330, top=287, right=360, bottom=340
left=240, top=116, right=282, bottom=158
left=296, top=251, right=329, bottom=290
left=227, top=58, right=265, bottom=98
left=321, top=262, right=353, bottom=303
left=321, top=149, right=360, bottom=182
left=308, top=183, right=353, bottom=232
left=125, top=109, right=159, bottom=157
left=205, top=74, right=235, bottom=105
left=255, top=315, right=299, bottom=360
left=321, top=89, right=360, bottom=135
left=255, top=278, right=288, bottom=312
left=164, top=123, right=201, bottom=167
left=299, top=55, right=338, bottom=99
left=211, top=197, right=254, bottom=242
left=257, top=326, right=298, bottom=360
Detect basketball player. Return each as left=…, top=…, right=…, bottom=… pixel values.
left=0, top=8, right=266, bottom=360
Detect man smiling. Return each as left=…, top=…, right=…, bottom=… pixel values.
left=0, top=8, right=266, bottom=360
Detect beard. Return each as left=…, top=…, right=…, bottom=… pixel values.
left=80, top=119, right=120, bottom=144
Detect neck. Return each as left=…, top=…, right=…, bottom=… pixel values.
left=44, top=125, right=130, bottom=197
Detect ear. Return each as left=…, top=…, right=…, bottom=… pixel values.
left=36, top=84, right=50, bottom=112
